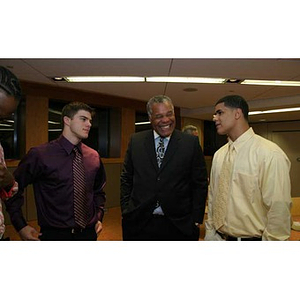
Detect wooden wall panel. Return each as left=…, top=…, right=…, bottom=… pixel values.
left=25, top=96, right=49, bottom=151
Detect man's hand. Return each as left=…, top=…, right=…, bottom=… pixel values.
left=0, top=163, right=14, bottom=189
left=19, top=225, right=41, bottom=241
left=95, top=221, right=103, bottom=236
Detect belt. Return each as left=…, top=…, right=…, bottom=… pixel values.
left=41, top=226, right=94, bottom=234
left=217, top=231, right=262, bottom=241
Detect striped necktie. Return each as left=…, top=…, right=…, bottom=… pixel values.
left=73, top=146, right=89, bottom=228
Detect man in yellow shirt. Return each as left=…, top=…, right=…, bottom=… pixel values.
left=205, top=95, right=292, bottom=241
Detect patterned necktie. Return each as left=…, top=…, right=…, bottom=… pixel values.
left=156, top=137, right=165, bottom=168
left=73, top=146, right=89, bottom=228
left=213, top=144, right=235, bottom=230
left=0, top=144, right=6, bottom=238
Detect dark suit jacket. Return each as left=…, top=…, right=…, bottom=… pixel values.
left=120, top=129, right=208, bottom=236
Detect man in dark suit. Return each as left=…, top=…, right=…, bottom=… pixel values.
left=120, top=95, right=208, bottom=241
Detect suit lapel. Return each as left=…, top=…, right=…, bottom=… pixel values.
left=144, top=131, right=159, bottom=171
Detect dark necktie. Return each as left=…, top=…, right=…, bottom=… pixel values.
left=73, top=146, right=89, bottom=228
left=156, top=137, right=165, bottom=168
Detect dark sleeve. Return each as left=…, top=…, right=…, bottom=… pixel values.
left=93, top=157, right=107, bottom=222
left=5, top=148, right=41, bottom=231
left=120, top=137, right=133, bottom=214
left=191, top=137, right=208, bottom=224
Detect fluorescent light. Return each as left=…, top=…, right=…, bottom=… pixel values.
left=49, top=109, right=62, bottom=115
left=241, top=79, right=300, bottom=86
left=146, top=77, right=226, bottom=84
left=249, top=107, right=300, bottom=115
left=64, top=76, right=145, bottom=83
left=48, top=121, right=61, bottom=125
left=135, top=121, right=151, bottom=125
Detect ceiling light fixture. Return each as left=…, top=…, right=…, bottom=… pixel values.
left=63, top=76, right=145, bottom=82
left=135, top=121, right=151, bottom=125
left=226, top=78, right=242, bottom=84
left=53, top=77, right=65, bottom=81
left=146, top=77, right=226, bottom=84
left=48, top=121, right=61, bottom=125
left=241, top=79, right=300, bottom=87
left=55, top=75, right=300, bottom=87
left=249, top=107, right=300, bottom=115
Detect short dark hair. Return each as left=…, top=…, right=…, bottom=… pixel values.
left=61, top=101, right=94, bottom=125
left=0, top=66, right=22, bottom=101
left=215, top=95, right=249, bottom=121
left=146, top=95, right=174, bottom=118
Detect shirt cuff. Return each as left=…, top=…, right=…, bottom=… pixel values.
left=0, top=181, right=17, bottom=199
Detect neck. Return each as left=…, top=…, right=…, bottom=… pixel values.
left=62, top=130, right=81, bottom=146
left=228, top=124, right=250, bottom=142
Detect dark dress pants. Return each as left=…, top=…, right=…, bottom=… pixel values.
left=122, top=214, right=199, bottom=241
left=40, top=226, right=97, bottom=241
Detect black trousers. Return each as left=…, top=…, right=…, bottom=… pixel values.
left=40, top=226, right=97, bottom=241
left=122, top=215, right=199, bottom=241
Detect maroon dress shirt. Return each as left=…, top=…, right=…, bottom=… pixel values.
left=5, top=135, right=106, bottom=231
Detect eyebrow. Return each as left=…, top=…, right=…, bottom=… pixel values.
left=79, top=114, right=92, bottom=120
left=214, top=109, right=223, bottom=114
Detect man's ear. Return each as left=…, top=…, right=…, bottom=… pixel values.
left=63, top=116, right=71, bottom=126
left=235, top=108, right=243, bottom=120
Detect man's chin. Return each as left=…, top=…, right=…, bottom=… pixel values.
left=216, top=129, right=226, bottom=136
left=159, top=131, right=172, bottom=138
left=80, top=134, right=89, bottom=140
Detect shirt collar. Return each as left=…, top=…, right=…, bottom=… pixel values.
left=58, top=135, right=82, bottom=155
left=153, top=130, right=171, bottom=141
left=229, top=127, right=254, bottom=152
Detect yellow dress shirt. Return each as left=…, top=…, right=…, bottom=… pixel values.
left=205, top=127, right=292, bottom=241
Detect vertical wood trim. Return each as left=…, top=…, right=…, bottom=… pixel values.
left=25, top=96, right=49, bottom=151
left=121, top=108, right=135, bottom=158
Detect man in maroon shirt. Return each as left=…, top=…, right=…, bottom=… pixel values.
left=5, top=102, right=107, bottom=241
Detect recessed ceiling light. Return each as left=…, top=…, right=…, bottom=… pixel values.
left=226, top=78, right=242, bottom=84
left=183, top=88, right=198, bottom=92
left=52, top=77, right=65, bottom=81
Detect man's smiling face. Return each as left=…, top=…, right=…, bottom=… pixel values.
left=150, top=102, right=176, bottom=137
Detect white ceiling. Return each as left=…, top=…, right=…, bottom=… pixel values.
left=1, top=58, right=300, bottom=123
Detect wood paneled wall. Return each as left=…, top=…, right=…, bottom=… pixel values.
left=25, top=96, right=49, bottom=151
left=18, top=81, right=148, bottom=161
